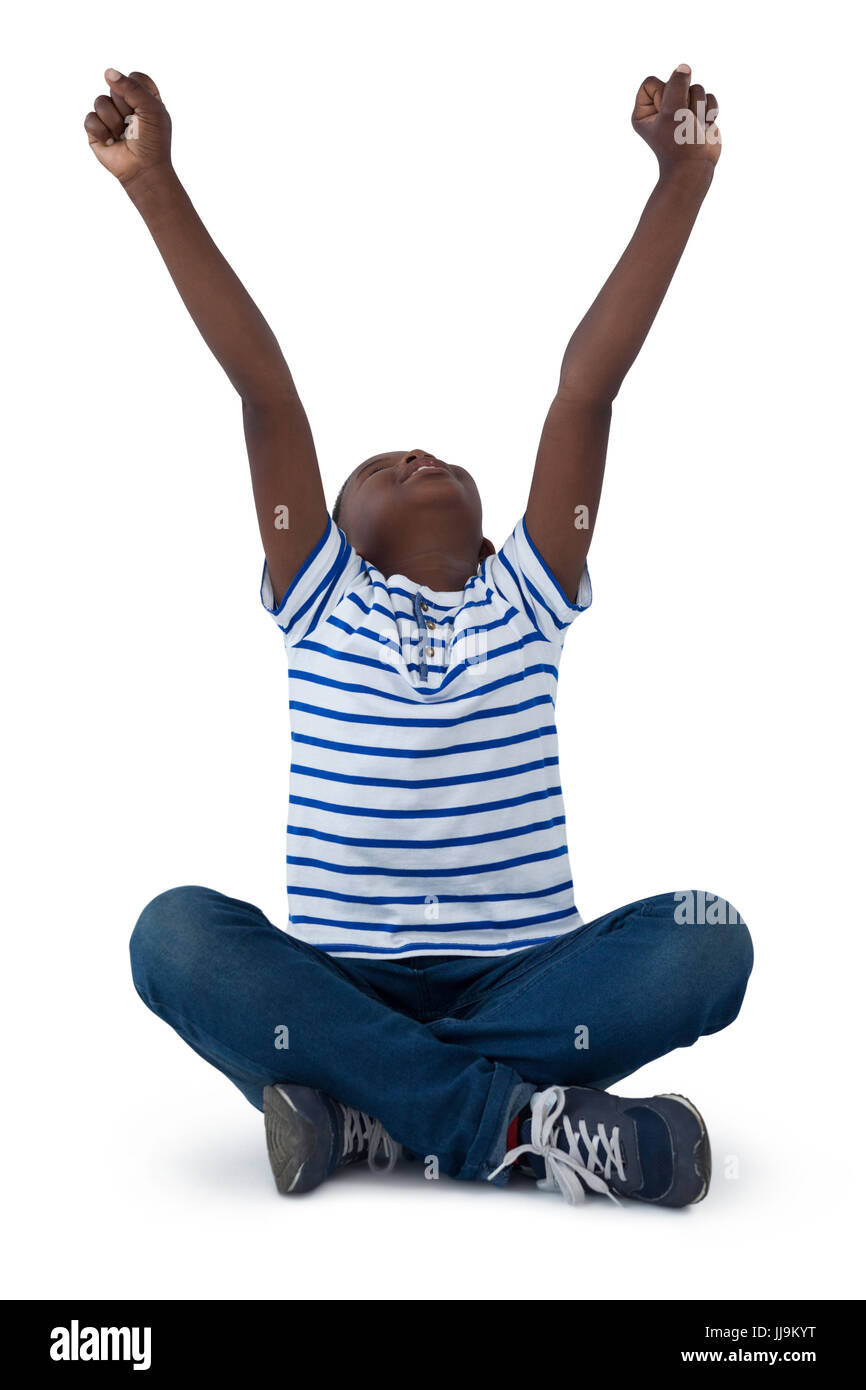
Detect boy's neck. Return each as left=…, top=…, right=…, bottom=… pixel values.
left=375, top=547, right=480, bottom=593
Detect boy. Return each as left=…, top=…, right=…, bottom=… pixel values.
left=86, top=62, right=752, bottom=1208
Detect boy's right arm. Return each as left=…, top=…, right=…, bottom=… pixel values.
left=84, top=69, right=328, bottom=607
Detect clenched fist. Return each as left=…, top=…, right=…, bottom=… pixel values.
left=632, top=64, right=721, bottom=174
left=84, top=69, right=172, bottom=187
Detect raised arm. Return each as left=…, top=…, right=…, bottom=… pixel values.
left=525, top=64, right=721, bottom=600
left=84, top=69, right=328, bottom=605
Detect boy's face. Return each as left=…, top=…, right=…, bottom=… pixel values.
left=336, top=448, right=492, bottom=577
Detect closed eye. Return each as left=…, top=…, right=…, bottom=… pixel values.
left=359, top=459, right=390, bottom=481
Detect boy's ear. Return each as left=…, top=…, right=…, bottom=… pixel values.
left=478, top=536, right=496, bottom=563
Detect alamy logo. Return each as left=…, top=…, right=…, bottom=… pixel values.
left=49, top=1320, right=152, bottom=1371
left=674, top=891, right=741, bottom=925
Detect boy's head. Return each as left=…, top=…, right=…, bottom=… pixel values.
left=332, top=448, right=494, bottom=585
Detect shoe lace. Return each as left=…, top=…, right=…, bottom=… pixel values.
left=339, top=1104, right=401, bottom=1173
left=488, top=1085, right=624, bottom=1206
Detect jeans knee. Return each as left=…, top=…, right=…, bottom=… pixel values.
left=727, top=913, right=754, bottom=995
left=130, top=885, right=215, bottom=1000
left=645, top=890, right=752, bottom=1031
left=707, top=895, right=751, bottom=980
left=689, top=895, right=753, bottom=1027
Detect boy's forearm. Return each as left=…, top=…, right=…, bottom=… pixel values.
left=558, top=163, right=714, bottom=404
left=124, top=166, right=298, bottom=405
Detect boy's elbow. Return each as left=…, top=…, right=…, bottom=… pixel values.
left=555, top=379, right=617, bottom=413
left=556, top=365, right=618, bottom=409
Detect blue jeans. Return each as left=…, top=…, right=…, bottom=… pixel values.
left=130, top=888, right=753, bottom=1182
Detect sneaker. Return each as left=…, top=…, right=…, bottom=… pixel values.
left=488, top=1084, right=710, bottom=1207
left=263, top=1084, right=401, bottom=1195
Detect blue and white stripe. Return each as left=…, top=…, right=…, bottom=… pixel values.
left=261, top=515, right=592, bottom=959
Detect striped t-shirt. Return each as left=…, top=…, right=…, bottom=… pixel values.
left=260, top=515, right=592, bottom=959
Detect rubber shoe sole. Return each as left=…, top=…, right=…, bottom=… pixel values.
left=263, top=1084, right=334, bottom=1195
left=654, top=1092, right=712, bottom=1206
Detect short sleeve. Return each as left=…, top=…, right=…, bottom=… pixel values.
left=486, top=515, right=592, bottom=645
left=260, top=516, right=356, bottom=646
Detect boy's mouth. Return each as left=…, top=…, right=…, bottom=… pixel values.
left=401, top=457, right=451, bottom=483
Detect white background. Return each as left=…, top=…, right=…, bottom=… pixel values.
left=3, top=0, right=863, bottom=1301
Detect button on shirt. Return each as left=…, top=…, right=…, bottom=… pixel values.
left=260, top=515, right=592, bottom=959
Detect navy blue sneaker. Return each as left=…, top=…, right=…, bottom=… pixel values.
left=488, top=1084, right=710, bottom=1207
left=263, top=1084, right=401, bottom=1195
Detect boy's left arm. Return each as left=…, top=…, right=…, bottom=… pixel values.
left=525, top=64, right=721, bottom=600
